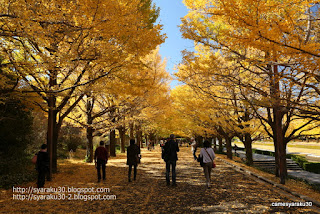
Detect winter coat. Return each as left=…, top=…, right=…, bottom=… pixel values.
left=127, top=144, right=140, bottom=165
left=36, top=151, right=49, bottom=172
left=163, top=139, right=179, bottom=162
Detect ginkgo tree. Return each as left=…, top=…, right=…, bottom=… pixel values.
left=124, top=47, right=171, bottom=147
left=170, top=85, right=211, bottom=138
left=180, top=0, right=320, bottom=183
left=66, top=47, right=170, bottom=161
left=0, top=0, right=165, bottom=177
left=175, top=45, right=263, bottom=164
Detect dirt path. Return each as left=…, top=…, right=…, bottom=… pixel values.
left=0, top=146, right=318, bottom=213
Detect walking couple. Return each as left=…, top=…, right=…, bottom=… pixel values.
left=94, top=139, right=141, bottom=183
left=163, top=136, right=215, bottom=189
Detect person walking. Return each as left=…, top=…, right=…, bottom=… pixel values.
left=94, top=141, right=108, bottom=182
left=160, top=139, right=166, bottom=160
left=199, top=140, right=215, bottom=188
left=163, top=134, right=179, bottom=187
left=127, top=139, right=141, bottom=182
left=191, top=138, right=197, bottom=160
left=36, top=144, right=50, bottom=188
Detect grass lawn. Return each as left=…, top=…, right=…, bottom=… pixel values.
left=252, top=142, right=320, bottom=150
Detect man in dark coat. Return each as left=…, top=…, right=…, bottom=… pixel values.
left=127, top=139, right=141, bottom=182
left=163, top=134, right=179, bottom=186
left=94, top=141, right=108, bottom=182
left=36, top=144, right=49, bottom=188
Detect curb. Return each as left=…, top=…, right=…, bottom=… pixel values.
left=216, top=157, right=320, bottom=208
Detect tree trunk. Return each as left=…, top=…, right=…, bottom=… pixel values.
left=225, top=136, right=232, bottom=159
left=136, top=124, right=143, bottom=148
left=195, top=135, right=203, bottom=147
left=244, top=133, right=253, bottom=166
left=47, top=107, right=53, bottom=180
left=279, top=142, right=287, bottom=179
left=110, top=129, right=116, bottom=157
left=218, top=136, right=223, bottom=153
left=149, top=132, right=155, bottom=142
left=52, top=124, right=59, bottom=173
left=274, top=63, right=286, bottom=183
left=86, top=126, right=94, bottom=162
left=274, top=137, right=280, bottom=177
left=275, top=108, right=287, bottom=184
left=129, top=122, right=134, bottom=139
left=47, top=94, right=58, bottom=179
left=105, top=144, right=110, bottom=157
left=119, top=125, right=126, bottom=153
left=86, top=95, right=94, bottom=163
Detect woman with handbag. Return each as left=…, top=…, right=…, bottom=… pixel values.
left=127, top=139, right=141, bottom=182
left=199, top=140, right=216, bottom=189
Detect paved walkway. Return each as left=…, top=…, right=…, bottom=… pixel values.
left=1, top=147, right=318, bottom=213
left=237, top=151, right=320, bottom=186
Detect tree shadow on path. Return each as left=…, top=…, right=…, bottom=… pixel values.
left=0, top=147, right=317, bottom=213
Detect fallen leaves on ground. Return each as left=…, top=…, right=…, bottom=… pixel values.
left=222, top=154, right=320, bottom=201
left=0, top=147, right=318, bottom=213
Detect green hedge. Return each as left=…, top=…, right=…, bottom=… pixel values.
left=288, top=154, right=308, bottom=166
left=286, top=154, right=320, bottom=174
left=304, top=163, right=320, bottom=174
left=0, top=99, right=36, bottom=189
left=0, top=154, right=37, bottom=189
left=252, top=148, right=275, bottom=157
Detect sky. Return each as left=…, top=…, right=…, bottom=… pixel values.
left=153, top=0, right=194, bottom=88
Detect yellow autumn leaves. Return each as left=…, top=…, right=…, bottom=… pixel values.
left=171, top=0, right=320, bottom=142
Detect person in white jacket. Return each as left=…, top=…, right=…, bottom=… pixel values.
left=199, top=140, right=215, bottom=188
left=191, top=138, right=197, bottom=160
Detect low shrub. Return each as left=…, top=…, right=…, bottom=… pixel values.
left=304, top=163, right=320, bottom=174
left=0, top=153, right=37, bottom=189
left=290, top=155, right=308, bottom=167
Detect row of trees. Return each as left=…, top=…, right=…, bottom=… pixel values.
left=4, top=0, right=320, bottom=187
left=0, top=0, right=170, bottom=179
left=172, top=0, right=320, bottom=184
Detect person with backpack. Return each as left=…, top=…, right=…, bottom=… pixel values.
left=199, top=140, right=215, bottom=189
left=36, top=144, right=49, bottom=188
left=163, top=134, right=179, bottom=187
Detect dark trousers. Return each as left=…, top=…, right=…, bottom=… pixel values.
left=128, top=164, right=137, bottom=181
left=97, top=159, right=106, bottom=181
left=193, top=148, right=197, bottom=160
left=37, top=170, right=46, bottom=188
left=203, top=162, right=213, bottom=185
left=166, top=160, right=176, bottom=184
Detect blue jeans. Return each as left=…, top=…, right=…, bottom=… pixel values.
left=166, top=160, right=176, bottom=184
